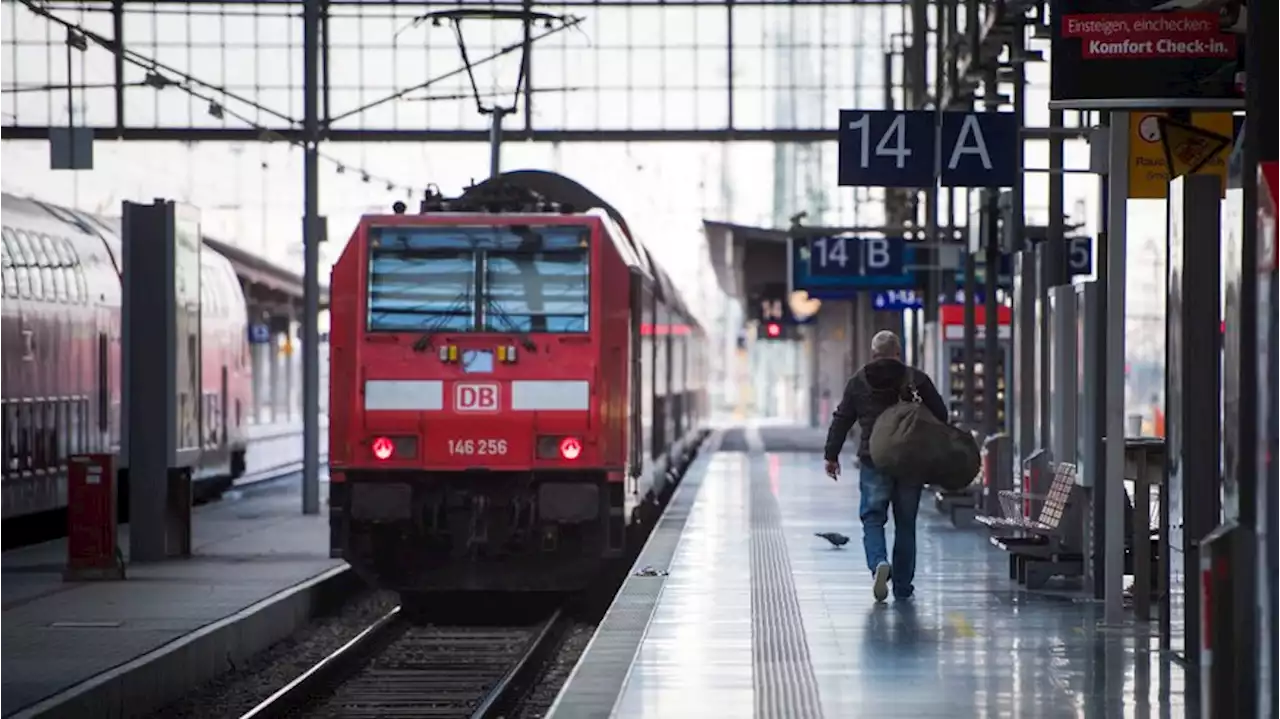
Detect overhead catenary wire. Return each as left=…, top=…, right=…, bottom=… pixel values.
left=11, top=0, right=418, bottom=194
left=8, top=1, right=586, bottom=198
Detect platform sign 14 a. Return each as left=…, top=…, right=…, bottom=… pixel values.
left=837, top=109, right=1019, bottom=189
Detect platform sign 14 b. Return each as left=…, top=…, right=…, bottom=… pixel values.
left=837, top=109, right=1019, bottom=189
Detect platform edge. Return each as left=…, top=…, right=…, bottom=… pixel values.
left=546, top=429, right=724, bottom=719
left=11, top=563, right=356, bottom=719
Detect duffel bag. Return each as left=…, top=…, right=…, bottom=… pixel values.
left=930, top=423, right=982, bottom=491
left=868, top=384, right=980, bottom=490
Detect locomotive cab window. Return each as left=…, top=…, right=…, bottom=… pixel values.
left=366, top=224, right=590, bottom=334
left=482, top=226, right=590, bottom=333
left=367, top=229, right=477, bottom=333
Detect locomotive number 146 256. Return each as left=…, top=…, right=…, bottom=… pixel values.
left=447, top=439, right=508, bottom=456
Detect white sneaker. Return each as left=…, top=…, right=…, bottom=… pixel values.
left=873, top=562, right=891, bottom=602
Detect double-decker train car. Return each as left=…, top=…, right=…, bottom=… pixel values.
left=327, top=170, right=709, bottom=594
left=1, top=193, right=253, bottom=536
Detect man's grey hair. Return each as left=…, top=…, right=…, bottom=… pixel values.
left=870, top=330, right=903, bottom=360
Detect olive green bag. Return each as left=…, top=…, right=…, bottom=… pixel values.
left=868, top=378, right=980, bottom=491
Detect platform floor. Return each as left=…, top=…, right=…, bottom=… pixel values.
left=1, top=478, right=341, bottom=717
left=552, top=425, right=1193, bottom=718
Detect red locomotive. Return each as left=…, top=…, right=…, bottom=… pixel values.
left=1, top=193, right=253, bottom=540
left=327, top=170, right=709, bottom=594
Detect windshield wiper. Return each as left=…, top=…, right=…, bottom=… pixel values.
left=484, top=297, right=537, bottom=352
left=411, top=289, right=475, bottom=353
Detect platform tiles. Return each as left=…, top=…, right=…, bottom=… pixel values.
left=2, top=479, right=349, bottom=719
left=550, top=429, right=1194, bottom=719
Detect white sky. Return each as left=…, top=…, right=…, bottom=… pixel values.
left=0, top=0, right=1171, bottom=356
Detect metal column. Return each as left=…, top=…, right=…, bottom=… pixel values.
left=1102, top=112, right=1129, bottom=626
left=1250, top=0, right=1280, bottom=712
left=122, top=200, right=197, bottom=562
left=1165, top=174, right=1223, bottom=670
left=301, top=0, right=321, bottom=515
left=981, top=70, right=1002, bottom=439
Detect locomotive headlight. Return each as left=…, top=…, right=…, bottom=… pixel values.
left=536, top=435, right=583, bottom=460
left=371, top=436, right=395, bottom=460
left=368, top=435, right=418, bottom=461
left=559, top=437, right=583, bottom=461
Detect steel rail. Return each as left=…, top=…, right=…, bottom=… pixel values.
left=236, top=605, right=405, bottom=719
left=469, top=608, right=567, bottom=719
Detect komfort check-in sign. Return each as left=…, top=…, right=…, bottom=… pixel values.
left=1050, top=1, right=1243, bottom=107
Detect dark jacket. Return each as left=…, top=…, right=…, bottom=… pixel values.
left=822, top=358, right=949, bottom=464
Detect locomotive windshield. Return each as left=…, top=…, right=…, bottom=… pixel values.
left=367, top=224, right=590, bottom=333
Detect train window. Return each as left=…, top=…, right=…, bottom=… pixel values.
left=28, top=266, right=42, bottom=299
left=37, top=266, right=53, bottom=300
left=61, top=237, right=80, bottom=266
left=37, top=235, right=58, bottom=266
left=0, top=399, right=8, bottom=473
left=33, top=400, right=46, bottom=470
left=68, top=399, right=83, bottom=456
left=480, top=226, right=591, bottom=333
left=2, top=265, right=16, bottom=298
left=1, top=228, right=19, bottom=266
left=72, top=265, right=88, bottom=304
left=3, top=403, right=15, bottom=475
left=46, top=402, right=58, bottom=468
left=56, top=400, right=68, bottom=467
left=13, top=230, right=37, bottom=266
left=18, top=402, right=32, bottom=471
left=66, top=267, right=81, bottom=304
left=97, top=334, right=109, bottom=433
left=49, top=237, right=67, bottom=266
left=52, top=266, right=68, bottom=302
left=367, top=228, right=477, bottom=332
left=16, top=266, right=31, bottom=298
left=30, top=233, right=51, bottom=267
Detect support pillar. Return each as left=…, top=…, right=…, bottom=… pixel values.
left=121, top=199, right=196, bottom=563
left=1102, top=111, right=1130, bottom=626
left=1250, top=0, right=1280, bottom=708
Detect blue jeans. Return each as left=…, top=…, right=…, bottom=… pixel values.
left=858, top=464, right=923, bottom=598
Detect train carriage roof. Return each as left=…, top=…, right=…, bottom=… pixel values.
left=458, top=170, right=697, bottom=326
left=461, top=170, right=636, bottom=244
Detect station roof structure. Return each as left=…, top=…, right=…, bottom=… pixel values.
left=703, top=220, right=790, bottom=305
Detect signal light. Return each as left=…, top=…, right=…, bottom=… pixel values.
left=371, top=436, right=395, bottom=461
left=765, top=322, right=781, bottom=338
left=559, top=436, right=583, bottom=461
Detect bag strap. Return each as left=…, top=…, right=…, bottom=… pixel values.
left=898, top=373, right=922, bottom=404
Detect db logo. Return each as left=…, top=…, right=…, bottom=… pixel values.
left=455, top=383, right=500, bottom=412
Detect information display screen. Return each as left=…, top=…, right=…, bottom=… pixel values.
left=173, top=203, right=202, bottom=457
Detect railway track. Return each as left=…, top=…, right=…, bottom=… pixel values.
left=238, top=605, right=567, bottom=719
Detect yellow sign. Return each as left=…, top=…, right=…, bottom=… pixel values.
left=1128, top=112, right=1234, bottom=200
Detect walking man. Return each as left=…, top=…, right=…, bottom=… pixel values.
left=823, top=330, right=948, bottom=602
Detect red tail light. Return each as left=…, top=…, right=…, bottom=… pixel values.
left=371, top=436, right=395, bottom=461
left=559, top=437, right=583, bottom=461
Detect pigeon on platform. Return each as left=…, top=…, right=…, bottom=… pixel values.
left=815, top=532, right=850, bottom=548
